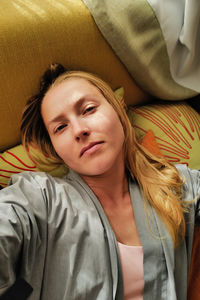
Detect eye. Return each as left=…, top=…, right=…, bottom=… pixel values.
left=83, top=106, right=96, bottom=114
left=54, top=124, right=67, bottom=134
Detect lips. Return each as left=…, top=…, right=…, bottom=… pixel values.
left=80, top=141, right=104, bottom=157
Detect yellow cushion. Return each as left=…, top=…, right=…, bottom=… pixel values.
left=0, top=145, right=67, bottom=188
left=0, top=0, right=146, bottom=152
left=128, top=102, right=200, bottom=170
left=141, top=130, right=163, bottom=157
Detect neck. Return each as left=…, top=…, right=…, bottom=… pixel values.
left=81, top=163, right=129, bottom=205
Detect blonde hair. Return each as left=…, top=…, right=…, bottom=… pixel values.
left=21, top=64, right=187, bottom=247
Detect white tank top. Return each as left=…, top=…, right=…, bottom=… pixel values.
left=118, top=242, right=144, bottom=300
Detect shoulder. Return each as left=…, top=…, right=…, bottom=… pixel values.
left=0, top=171, right=70, bottom=216
left=9, top=170, right=65, bottom=188
left=1, top=170, right=94, bottom=218
left=175, top=164, right=200, bottom=201
left=0, top=172, right=50, bottom=219
left=8, top=171, right=76, bottom=198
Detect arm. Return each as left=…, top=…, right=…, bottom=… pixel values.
left=176, top=164, right=200, bottom=213
left=0, top=201, right=24, bottom=295
left=187, top=168, right=200, bottom=224
left=0, top=172, right=46, bottom=296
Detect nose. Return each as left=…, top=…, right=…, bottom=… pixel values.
left=72, top=119, right=90, bottom=141
left=75, top=129, right=90, bottom=141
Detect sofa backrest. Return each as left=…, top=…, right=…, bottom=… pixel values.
left=0, top=0, right=147, bottom=152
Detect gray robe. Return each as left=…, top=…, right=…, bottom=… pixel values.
left=0, top=165, right=199, bottom=299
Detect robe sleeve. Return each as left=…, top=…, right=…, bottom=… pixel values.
left=0, top=172, right=47, bottom=295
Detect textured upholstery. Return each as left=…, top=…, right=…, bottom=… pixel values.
left=128, top=102, right=200, bottom=170
left=0, top=0, right=147, bottom=152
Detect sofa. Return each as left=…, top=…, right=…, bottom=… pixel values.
left=0, top=0, right=199, bottom=298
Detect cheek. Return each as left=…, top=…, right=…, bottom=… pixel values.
left=114, top=124, right=125, bottom=149
left=99, top=113, right=125, bottom=150
left=111, top=118, right=125, bottom=151
left=107, top=113, right=125, bottom=142
left=98, top=109, right=124, bottom=132
left=50, top=136, right=72, bottom=161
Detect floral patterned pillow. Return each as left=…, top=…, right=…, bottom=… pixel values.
left=128, top=101, right=200, bottom=170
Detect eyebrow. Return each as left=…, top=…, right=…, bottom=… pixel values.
left=47, top=96, right=94, bottom=127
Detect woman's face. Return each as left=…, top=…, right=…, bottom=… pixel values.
left=41, top=77, right=125, bottom=177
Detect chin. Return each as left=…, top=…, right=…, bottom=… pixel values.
left=69, top=151, right=124, bottom=177
left=77, top=161, right=118, bottom=177
left=78, top=168, right=108, bottom=177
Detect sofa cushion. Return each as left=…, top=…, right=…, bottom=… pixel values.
left=0, top=145, right=67, bottom=188
left=128, top=101, right=200, bottom=170
left=140, top=129, right=163, bottom=157
left=0, top=0, right=146, bottom=152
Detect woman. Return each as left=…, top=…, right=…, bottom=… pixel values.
left=0, top=63, right=199, bottom=300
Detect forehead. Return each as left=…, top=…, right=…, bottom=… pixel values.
left=41, top=77, right=107, bottom=120
left=45, top=77, right=103, bottom=103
